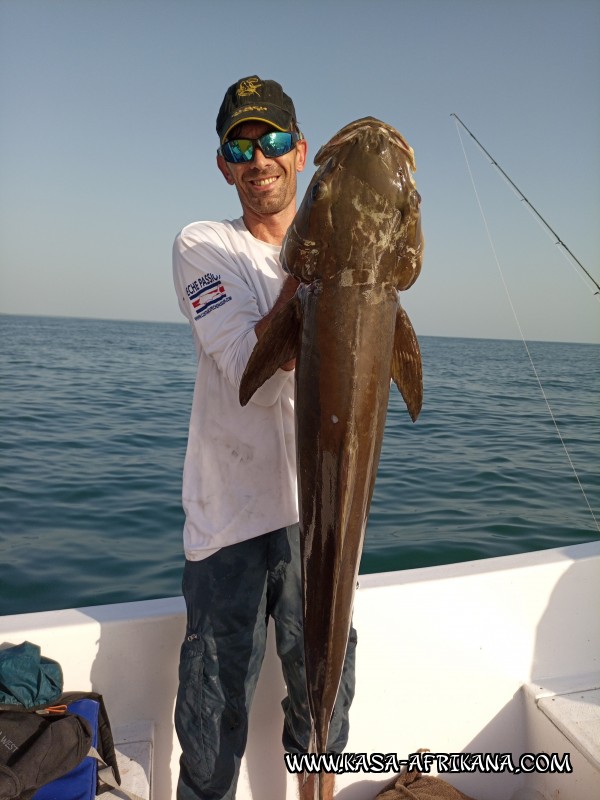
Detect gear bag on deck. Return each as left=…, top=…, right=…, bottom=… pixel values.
left=0, top=642, right=122, bottom=800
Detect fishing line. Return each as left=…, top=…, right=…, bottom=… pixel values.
left=453, top=115, right=599, bottom=534
left=451, top=113, right=600, bottom=301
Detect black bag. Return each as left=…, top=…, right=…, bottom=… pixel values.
left=0, top=705, right=92, bottom=800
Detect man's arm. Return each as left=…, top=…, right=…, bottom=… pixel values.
left=173, top=225, right=296, bottom=404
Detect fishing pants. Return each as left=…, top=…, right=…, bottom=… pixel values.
left=175, top=524, right=357, bottom=800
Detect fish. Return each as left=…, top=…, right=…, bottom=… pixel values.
left=239, top=117, right=424, bottom=788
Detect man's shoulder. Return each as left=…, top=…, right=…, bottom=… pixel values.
left=176, top=217, right=244, bottom=248
left=172, top=218, right=252, bottom=285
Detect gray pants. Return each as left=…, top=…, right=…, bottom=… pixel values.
left=175, top=524, right=357, bottom=800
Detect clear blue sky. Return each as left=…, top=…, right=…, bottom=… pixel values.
left=1, top=0, right=599, bottom=343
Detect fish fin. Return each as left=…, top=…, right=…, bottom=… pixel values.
left=391, top=304, right=423, bottom=422
left=239, top=294, right=301, bottom=406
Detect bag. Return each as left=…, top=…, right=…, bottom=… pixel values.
left=0, top=703, right=92, bottom=800
left=0, top=643, right=122, bottom=800
left=27, top=693, right=147, bottom=800
left=31, top=693, right=121, bottom=800
left=0, top=643, right=62, bottom=710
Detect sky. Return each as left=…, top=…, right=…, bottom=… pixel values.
left=1, top=0, right=599, bottom=344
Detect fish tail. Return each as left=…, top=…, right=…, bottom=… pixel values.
left=299, top=765, right=322, bottom=800
left=308, top=722, right=317, bottom=754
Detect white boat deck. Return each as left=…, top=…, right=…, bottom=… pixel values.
left=539, top=688, right=600, bottom=770
left=528, top=674, right=600, bottom=767
left=2, top=540, right=599, bottom=800
left=109, top=722, right=153, bottom=799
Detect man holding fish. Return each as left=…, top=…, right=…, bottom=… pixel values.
left=172, top=76, right=357, bottom=800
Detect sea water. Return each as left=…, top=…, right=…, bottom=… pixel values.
left=1, top=314, right=598, bottom=615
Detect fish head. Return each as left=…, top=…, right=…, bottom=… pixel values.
left=281, top=117, right=424, bottom=290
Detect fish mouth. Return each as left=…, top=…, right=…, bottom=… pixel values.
left=314, top=116, right=417, bottom=172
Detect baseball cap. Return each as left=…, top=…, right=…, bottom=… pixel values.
left=216, top=76, right=297, bottom=144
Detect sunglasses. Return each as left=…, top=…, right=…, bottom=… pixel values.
left=219, top=131, right=301, bottom=164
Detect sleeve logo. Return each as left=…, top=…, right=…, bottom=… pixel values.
left=186, top=273, right=232, bottom=320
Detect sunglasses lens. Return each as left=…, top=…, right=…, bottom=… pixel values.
left=260, top=132, right=295, bottom=157
left=222, top=139, right=254, bottom=163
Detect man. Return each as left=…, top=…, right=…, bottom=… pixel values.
left=172, top=76, right=356, bottom=800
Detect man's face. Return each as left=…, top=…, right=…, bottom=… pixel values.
left=217, top=121, right=307, bottom=218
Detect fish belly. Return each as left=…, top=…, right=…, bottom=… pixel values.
left=295, top=284, right=396, bottom=753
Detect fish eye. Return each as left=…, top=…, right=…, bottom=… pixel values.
left=311, top=181, right=328, bottom=202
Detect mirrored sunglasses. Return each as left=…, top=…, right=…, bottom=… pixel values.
left=219, top=132, right=301, bottom=164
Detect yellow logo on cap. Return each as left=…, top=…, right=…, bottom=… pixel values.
left=237, top=78, right=262, bottom=97
left=231, top=105, right=267, bottom=118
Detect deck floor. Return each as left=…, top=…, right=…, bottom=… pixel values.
left=538, top=687, right=600, bottom=771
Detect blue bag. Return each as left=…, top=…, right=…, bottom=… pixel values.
left=29, top=694, right=147, bottom=800
left=32, top=698, right=100, bottom=800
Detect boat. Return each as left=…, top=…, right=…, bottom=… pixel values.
left=2, top=119, right=598, bottom=800
left=2, top=539, right=598, bottom=799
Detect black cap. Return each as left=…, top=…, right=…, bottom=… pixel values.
left=216, top=76, right=297, bottom=144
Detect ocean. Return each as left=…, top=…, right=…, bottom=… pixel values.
left=1, top=314, right=598, bottom=616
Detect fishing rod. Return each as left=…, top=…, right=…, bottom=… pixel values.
left=451, top=112, right=600, bottom=299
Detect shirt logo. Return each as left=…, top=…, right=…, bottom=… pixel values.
left=186, top=274, right=232, bottom=320
left=237, top=78, right=262, bottom=97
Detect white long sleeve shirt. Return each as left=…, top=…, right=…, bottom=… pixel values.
left=173, top=217, right=298, bottom=560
